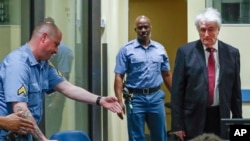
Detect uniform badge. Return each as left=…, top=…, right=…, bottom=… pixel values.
left=48, top=61, right=63, bottom=77
left=18, top=85, right=27, bottom=96
left=57, top=70, right=63, bottom=77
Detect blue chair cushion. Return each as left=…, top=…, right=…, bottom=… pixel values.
left=50, top=130, right=91, bottom=141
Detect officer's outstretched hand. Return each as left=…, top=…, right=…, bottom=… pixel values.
left=117, top=102, right=125, bottom=120
left=99, top=96, right=123, bottom=114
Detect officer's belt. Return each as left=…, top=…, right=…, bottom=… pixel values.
left=127, top=86, right=160, bottom=94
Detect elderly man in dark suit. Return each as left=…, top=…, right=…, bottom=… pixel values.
left=171, top=7, right=242, bottom=141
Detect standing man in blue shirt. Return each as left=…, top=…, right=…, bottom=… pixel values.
left=114, top=15, right=172, bottom=141
left=0, top=21, right=122, bottom=141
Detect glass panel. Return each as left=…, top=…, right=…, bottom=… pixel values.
left=44, top=0, right=89, bottom=137
left=206, top=0, right=250, bottom=24
left=222, top=3, right=240, bottom=23
left=0, top=0, right=21, bottom=61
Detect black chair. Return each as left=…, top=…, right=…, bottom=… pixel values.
left=50, top=130, right=91, bottom=141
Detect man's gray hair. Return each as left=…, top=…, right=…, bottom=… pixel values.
left=194, top=7, right=222, bottom=29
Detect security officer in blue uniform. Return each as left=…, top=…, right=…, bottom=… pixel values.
left=0, top=42, right=64, bottom=141
left=0, top=20, right=122, bottom=141
left=114, top=15, right=172, bottom=141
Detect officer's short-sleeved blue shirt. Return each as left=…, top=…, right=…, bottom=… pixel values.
left=0, top=44, right=65, bottom=139
left=114, top=39, right=170, bottom=88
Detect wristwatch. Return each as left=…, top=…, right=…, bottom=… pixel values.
left=96, top=96, right=102, bottom=106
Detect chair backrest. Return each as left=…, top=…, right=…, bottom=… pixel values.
left=49, top=130, right=91, bottom=141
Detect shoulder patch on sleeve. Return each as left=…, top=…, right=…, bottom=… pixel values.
left=18, top=85, right=27, bottom=96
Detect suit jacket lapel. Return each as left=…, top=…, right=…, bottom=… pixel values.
left=196, top=40, right=208, bottom=85
left=218, top=41, right=225, bottom=83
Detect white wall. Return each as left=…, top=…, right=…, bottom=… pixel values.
left=101, top=0, right=129, bottom=141
left=188, top=1, right=250, bottom=118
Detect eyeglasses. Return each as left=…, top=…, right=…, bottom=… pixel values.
left=48, top=36, right=60, bottom=47
left=38, top=31, right=60, bottom=47
left=44, top=33, right=60, bottom=47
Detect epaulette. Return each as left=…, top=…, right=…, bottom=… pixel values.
left=123, top=40, right=135, bottom=47
left=48, top=60, right=55, bottom=67
left=48, top=61, right=63, bottom=77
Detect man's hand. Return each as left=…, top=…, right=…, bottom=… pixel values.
left=173, top=131, right=186, bottom=141
left=117, top=101, right=125, bottom=120
left=99, top=96, right=123, bottom=114
left=2, top=111, right=35, bottom=134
